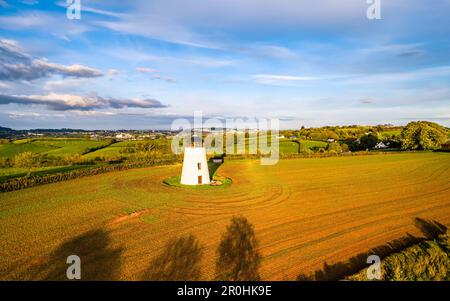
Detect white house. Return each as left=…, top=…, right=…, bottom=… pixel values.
left=374, top=141, right=389, bottom=149
left=180, top=147, right=211, bottom=185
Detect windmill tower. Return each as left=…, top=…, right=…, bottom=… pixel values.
left=180, top=133, right=210, bottom=185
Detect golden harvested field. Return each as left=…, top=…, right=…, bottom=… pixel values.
left=0, top=152, right=449, bottom=280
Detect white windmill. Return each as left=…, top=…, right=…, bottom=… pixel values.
left=180, top=133, right=210, bottom=185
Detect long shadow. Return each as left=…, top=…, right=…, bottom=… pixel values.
left=215, top=215, right=261, bottom=281
left=297, top=218, right=447, bottom=281
left=414, top=217, right=447, bottom=239
left=32, top=229, right=123, bottom=280
left=142, top=235, right=203, bottom=281
left=208, top=157, right=223, bottom=179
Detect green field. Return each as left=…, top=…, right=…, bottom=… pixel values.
left=0, top=152, right=449, bottom=280
left=0, top=138, right=111, bottom=159
left=0, top=165, right=99, bottom=183
left=298, top=139, right=328, bottom=152
left=84, top=140, right=171, bottom=159
left=0, top=141, right=54, bottom=158
left=0, top=137, right=327, bottom=162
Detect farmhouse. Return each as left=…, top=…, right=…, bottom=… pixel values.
left=374, top=141, right=389, bottom=149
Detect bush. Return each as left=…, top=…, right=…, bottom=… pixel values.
left=341, top=143, right=350, bottom=152
left=327, top=142, right=342, bottom=153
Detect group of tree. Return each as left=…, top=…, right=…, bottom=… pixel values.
left=285, top=121, right=448, bottom=151
left=400, top=121, right=448, bottom=150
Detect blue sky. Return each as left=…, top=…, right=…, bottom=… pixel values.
left=0, top=0, right=449, bottom=129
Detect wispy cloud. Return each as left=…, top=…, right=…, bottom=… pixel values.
left=251, top=74, right=317, bottom=86
left=0, top=0, right=9, bottom=8
left=107, top=69, right=119, bottom=76
left=164, top=77, right=176, bottom=83
left=0, top=11, right=91, bottom=40
left=136, top=67, right=158, bottom=73
left=55, top=1, right=127, bottom=19
left=359, top=98, right=374, bottom=104
left=94, top=17, right=218, bottom=49
left=20, top=0, right=39, bottom=5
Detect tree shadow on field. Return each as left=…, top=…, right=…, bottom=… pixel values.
left=33, top=229, right=123, bottom=280
left=414, top=218, right=447, bottom=239
left=297, top=217, right=447, bottom=281
left=215, top=215, right=261, bottom=281
left=142, top=235, right=203, bottom=281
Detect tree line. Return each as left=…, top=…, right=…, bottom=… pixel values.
left=282, top=121, right=449, bottom=151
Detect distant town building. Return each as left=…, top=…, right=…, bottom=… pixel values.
left=115, top=133, right=134, bottom=140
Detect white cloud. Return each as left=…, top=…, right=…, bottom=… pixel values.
left=136, top=67, right=157, bottom=73
left=0, top=39, right=103, bottom=80
left=107, top=69, right=119, bottom=76
left=251, top=74, right=317, bottom=86
left=0, top=92, right=168, bottom=110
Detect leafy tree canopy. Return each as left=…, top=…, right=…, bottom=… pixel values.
left=401, top=121, right=448, bottom=150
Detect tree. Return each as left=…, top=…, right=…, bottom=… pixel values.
left=326, top=142, right=342, bottom=153
left=215, top=215, right=261, bottom=281
left=14, top=152, right=36, bottom=172
left=359, top=133, right=379, bottom=149
left=401, top=121, right=448, bottom=150
left=340, top=143, right=350, bottom=153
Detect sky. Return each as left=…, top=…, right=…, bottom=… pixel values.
left=0, top=0, right=449, bottom=130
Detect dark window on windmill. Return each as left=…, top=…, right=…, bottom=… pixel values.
left=197, top=162, right=201, bottom=170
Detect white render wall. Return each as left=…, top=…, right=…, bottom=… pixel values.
left=180, top=147, right=211, bottom=185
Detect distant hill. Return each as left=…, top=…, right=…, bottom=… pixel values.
left=0, top=126, right=13, bottom=132
left=0, top=126, right=16, bottom=138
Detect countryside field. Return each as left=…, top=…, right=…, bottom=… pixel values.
left=0, top=137, right=327, bottom=182
left=0, top=152, right=449, bottom=280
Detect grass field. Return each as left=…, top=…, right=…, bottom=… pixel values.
left=0, top=152, right=449, bottom=280
left=0, top=138, right=111, bottom=159
left=298, top=139, right=328, bottom=152
left=0, top=165, right=100, bottom=183
left=84, top=140, right=172, bottom=159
